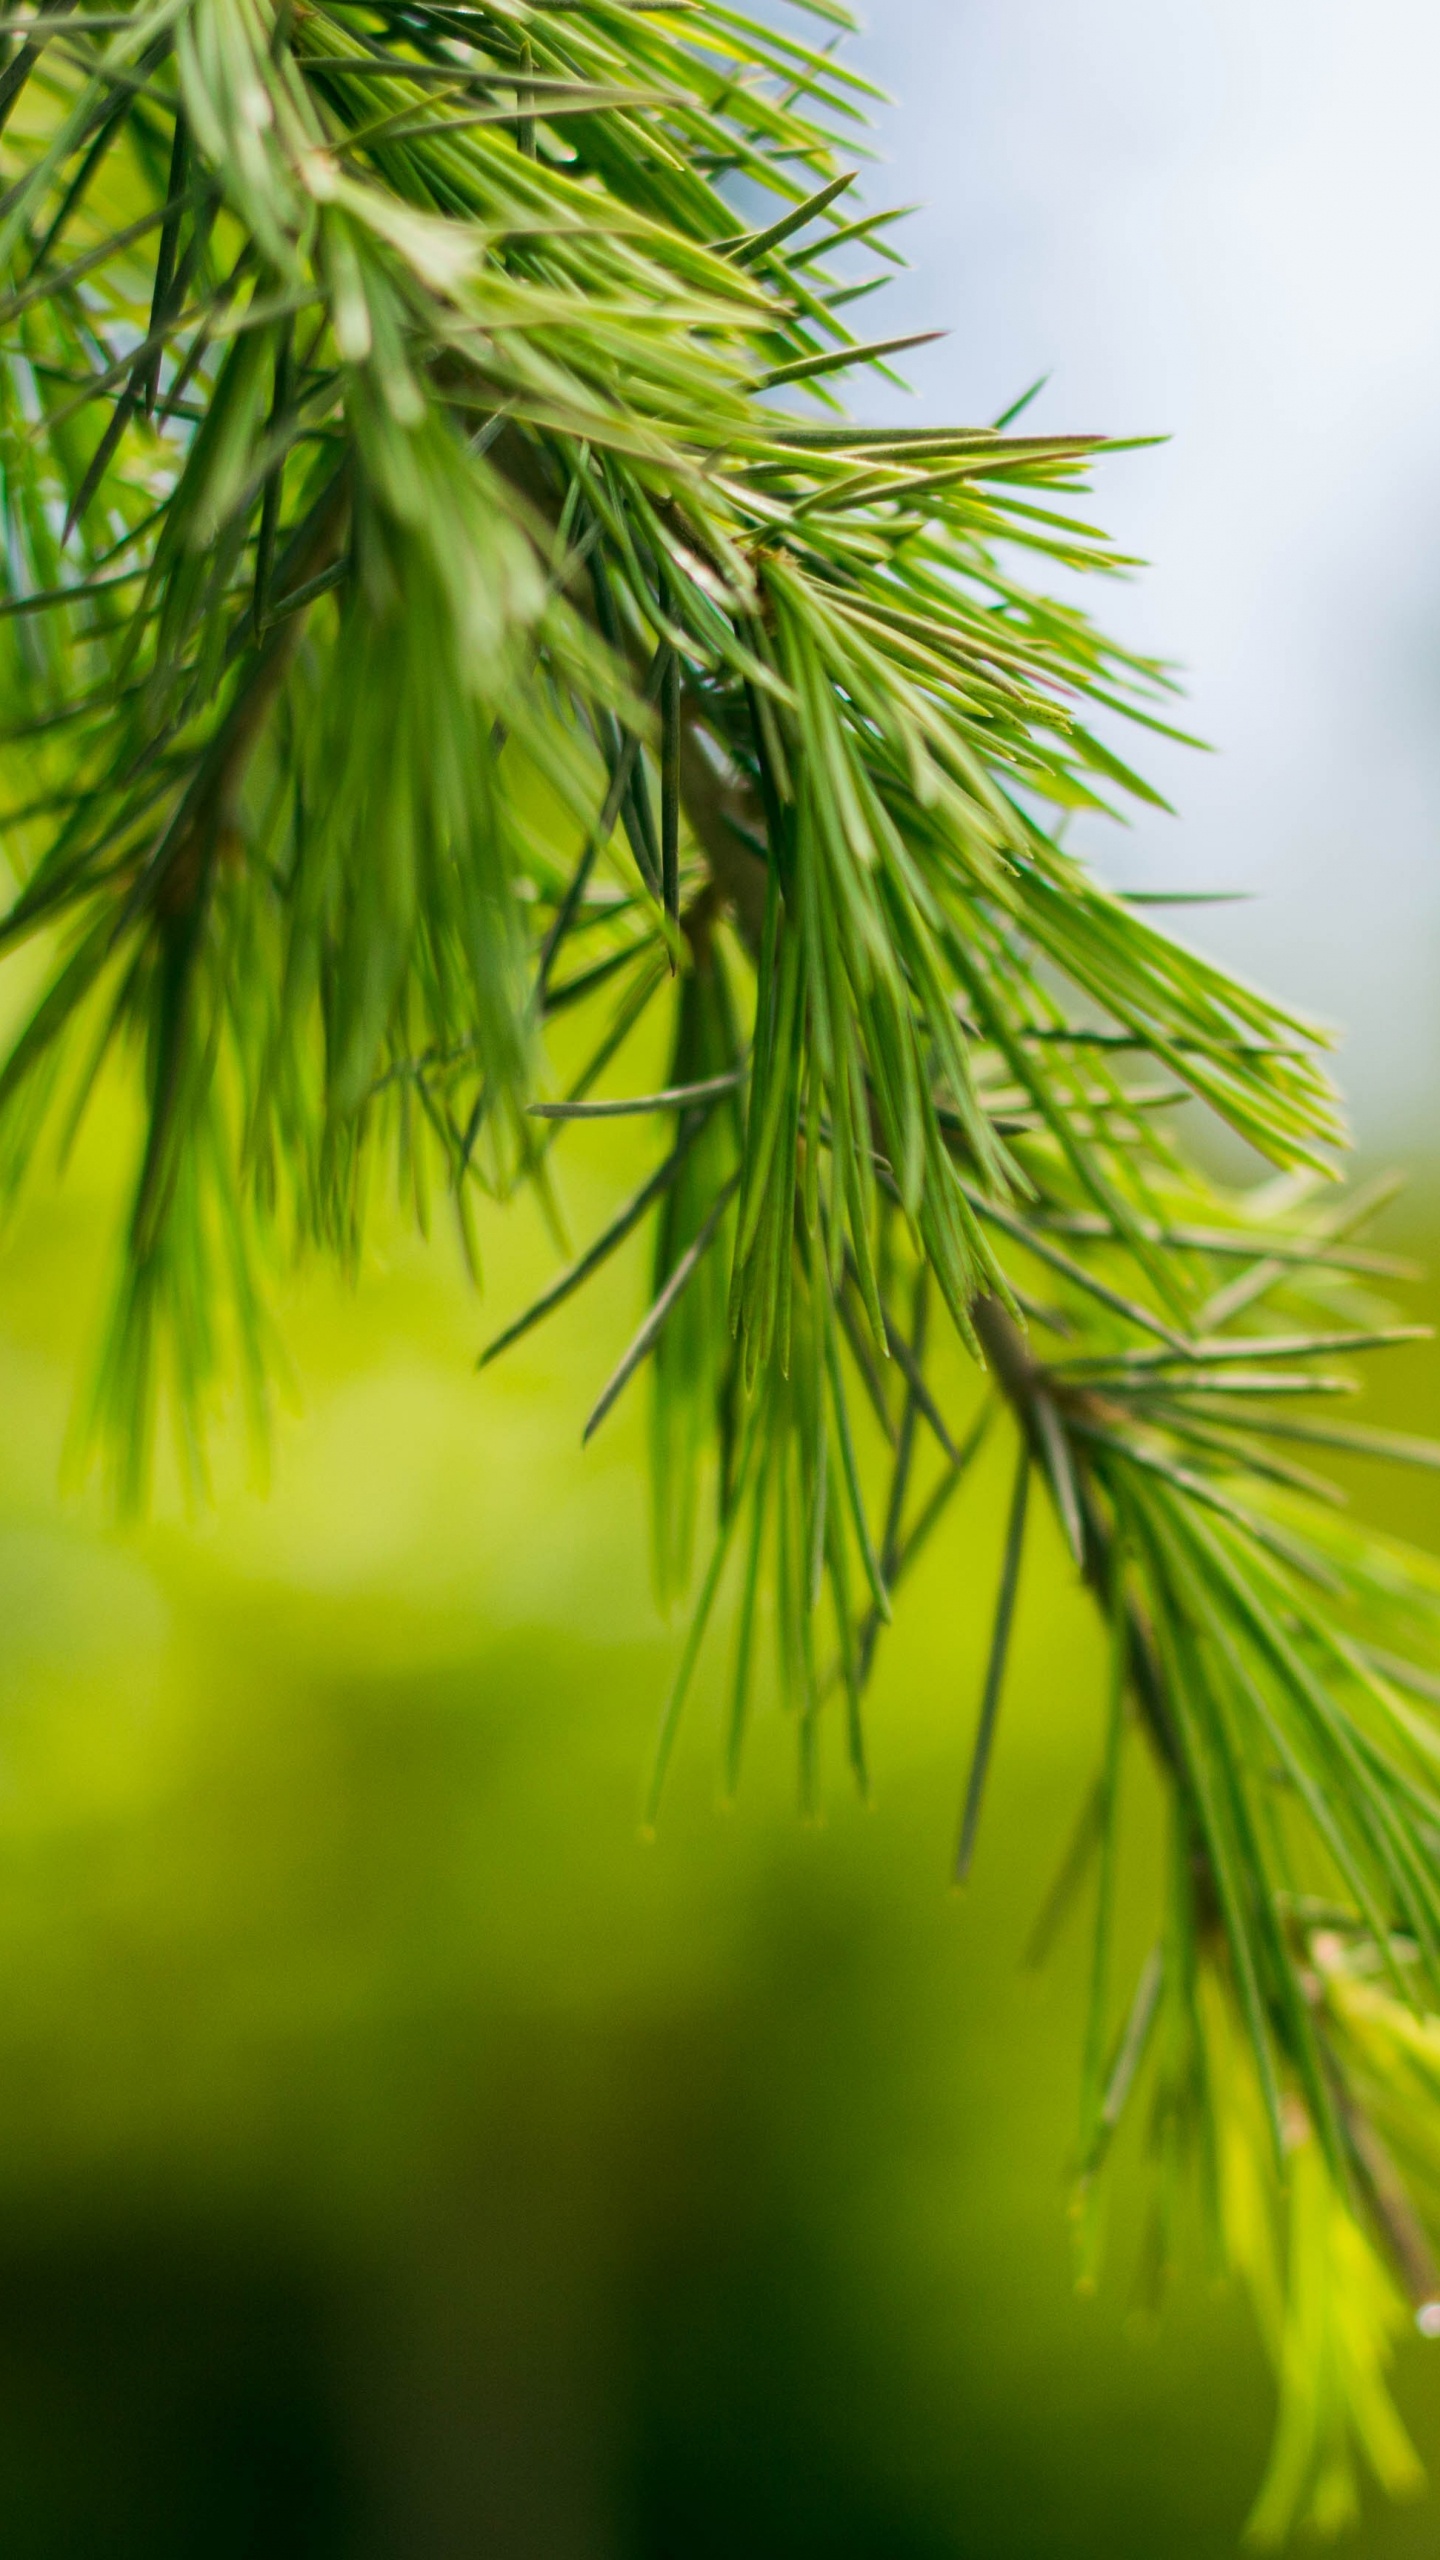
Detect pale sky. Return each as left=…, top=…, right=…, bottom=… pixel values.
left=850, top=1, right=1440, bottom=1147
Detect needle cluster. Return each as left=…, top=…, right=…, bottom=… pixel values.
left=2, top=0, right=1439, bottom=2531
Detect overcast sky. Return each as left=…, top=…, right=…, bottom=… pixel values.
left=846, top=1, right=1440, bottom=1147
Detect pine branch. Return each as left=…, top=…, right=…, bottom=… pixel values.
left=1, top=1, right=1438, bottom=2532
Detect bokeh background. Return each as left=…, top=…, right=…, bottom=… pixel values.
left=5, top=4, right=1440, bottom=2552
left=856, top=0, right=1440, bottom=1150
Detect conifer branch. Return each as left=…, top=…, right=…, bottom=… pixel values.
left=0, top=0, right=1437, bottom=2530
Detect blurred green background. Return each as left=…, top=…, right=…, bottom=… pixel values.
left=3, top=1069, right=1440, bottom=2558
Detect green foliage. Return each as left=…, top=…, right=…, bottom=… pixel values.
left=1, top=0, right=1439, bottom=2533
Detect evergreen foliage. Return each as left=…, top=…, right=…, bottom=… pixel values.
left=1, top=0, right=1439, bottom=2531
